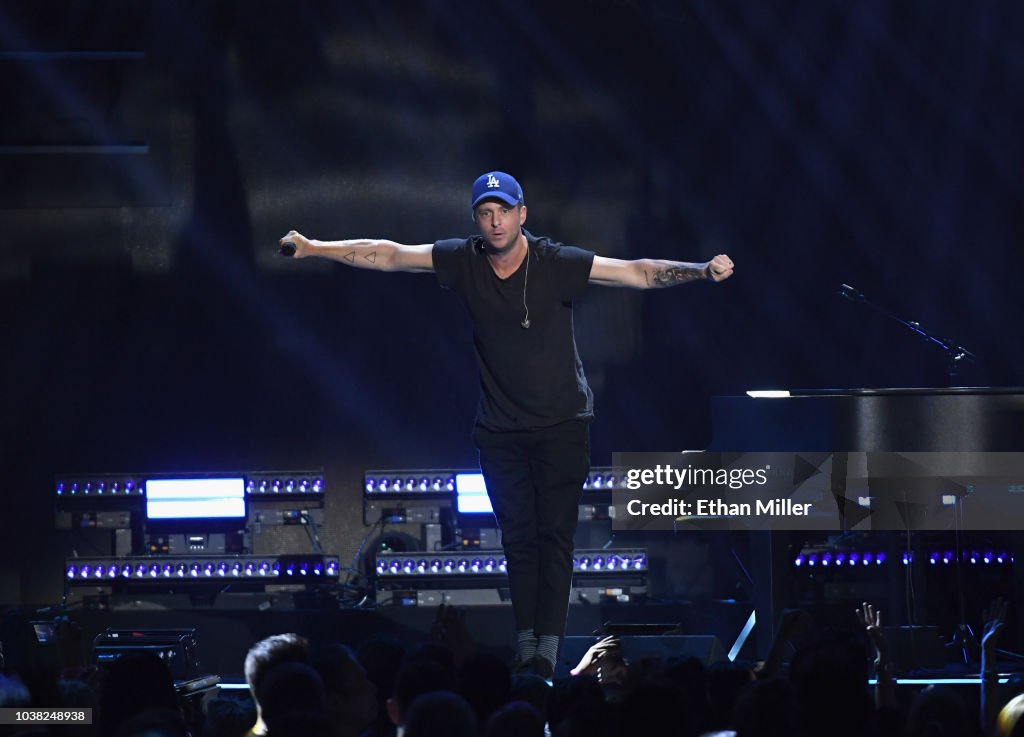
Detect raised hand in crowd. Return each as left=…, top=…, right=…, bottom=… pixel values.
left=855, top=602, right=895, bottom=708
left=569, top=635, right=621, bottom=677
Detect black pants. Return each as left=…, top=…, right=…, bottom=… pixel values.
left=472, top=420, right=590, bottom=637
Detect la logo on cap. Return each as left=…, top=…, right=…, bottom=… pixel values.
left=486, top=174, right=501, bottom=188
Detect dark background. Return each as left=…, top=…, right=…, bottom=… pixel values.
left=1, top=1, right=1021, bottom=613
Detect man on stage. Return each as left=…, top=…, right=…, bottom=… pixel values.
left=281, top=171, right=734, bottom=678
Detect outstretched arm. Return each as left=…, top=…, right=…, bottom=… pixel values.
left=279, top=230, right=435, bottom=273
left=589, top=253, right=734, bottom=288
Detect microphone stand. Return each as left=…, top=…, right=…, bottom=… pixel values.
left=838, top=284, right=977, bottom=387
left=839, top=284, right=995, bottom=671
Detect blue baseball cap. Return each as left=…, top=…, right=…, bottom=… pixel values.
left=471, top=171, right=525, bottom=209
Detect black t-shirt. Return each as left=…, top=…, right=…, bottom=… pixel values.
left=432, top=230, right=596, bottom=431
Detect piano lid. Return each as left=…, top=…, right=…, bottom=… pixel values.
left=745, top=387, right=1024, bottom=398
left=709, top=388, right=1024, bottom=452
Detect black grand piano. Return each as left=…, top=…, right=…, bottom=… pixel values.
left=709, top=387, right=1024, bottom=453
left=707, top=387, right=1024, bottom=657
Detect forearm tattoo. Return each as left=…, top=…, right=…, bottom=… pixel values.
left=646, top=264, right=704, bottom=287
left=341, top=250, right=378, bottom=265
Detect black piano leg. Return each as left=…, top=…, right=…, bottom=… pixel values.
left=751, top=529, right=792, bottom=658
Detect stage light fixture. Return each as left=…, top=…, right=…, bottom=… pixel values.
left=56, top=475, right=144, bottom=500
left=793, top=546, right=902, bottom=569
left=57, top=471, right=324, bottom=517
left=64, top=555, right=340, bottom=586
left=365, top=467, right=626, bottom=502
left=245, top=472, right=325, bottom=497
left=374, top=549, right=646, bottom=581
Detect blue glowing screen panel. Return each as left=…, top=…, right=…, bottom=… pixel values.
left=145, top=478, right=246, bottom=520
left=455, top=473, right=493, bottom=515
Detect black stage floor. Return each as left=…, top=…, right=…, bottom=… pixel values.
left=71, top=600, right=702, bottom=679
left=59, top=598, right=1024, bottom=684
